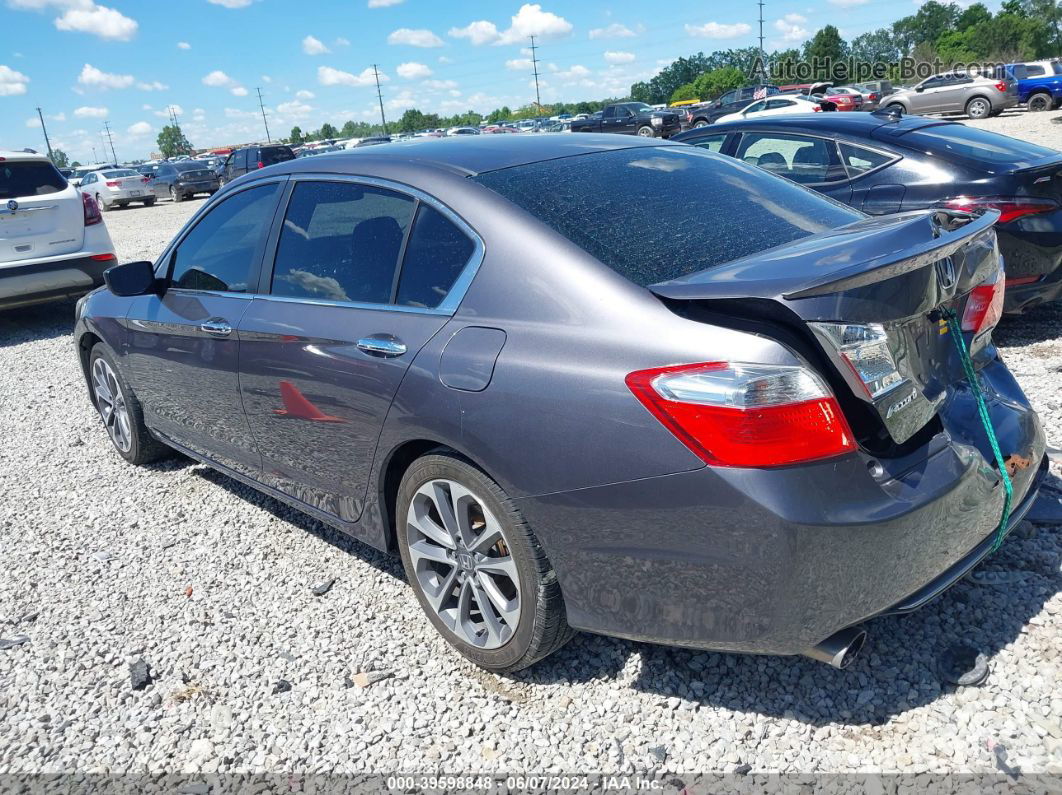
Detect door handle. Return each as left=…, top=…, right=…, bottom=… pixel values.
left=356, top=336, right=407, bottom=357
left=200, top=318, right=232, bottom=336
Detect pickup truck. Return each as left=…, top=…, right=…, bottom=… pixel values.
left=570, top=102, right=681, bottom=138
left=1006, top=62, right=1062, bottom=112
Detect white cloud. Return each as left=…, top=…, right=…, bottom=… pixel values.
left=207, top=0, right=253, bottom=7
left=261, top=74, right=272, bottom=83
left=26, top=116, right=40, bottom=128
left=295, top=89, right=315, bottom=99
left=335, top=37, right=350, bottom=46
left=604, top=50, right=635, bottom=64
left=497, top=4, right=572, bottom=44
left=423, top=78, right=458, bottom=90
left=302, top=34, right=330, bottom=55
left=317, top=65, right=387, bottom=87
left=230, top=86, right=248, bottom=96
left=437, top=55, right=453, bottom=64
left=555, top=64, right=591, bottom=81
left=127, top=121, right=152, bottom=135
left=177, top=41, right=191, bottom=49
left=202, top=70, right=234, bottom=87
left=506, top=58, right=533, bottom=71
left=74, top=105, right=108, bottom=118
left=53, top=3, right=138, bottom=41
left=685, top=22, right=752, bottom=38
left=276, top=100, right=313, bottom=115
left=589, top=22, right=642, bottom=39
left=0, top=64, right=30, bottom=96
left=137, top=80, right=168, bottom=91
left=368, top=0, right=403, bottom=6
left=153, top=104, right=183, bottom=118
left=449, top=20, right=500, bottom=45
left=387, top=28, right=444, bottom=47
left=774, top=13, right=808, bottom=43
left=397, top=61, right=432, bottom=79
left=78, top=63, right=134, bottom=89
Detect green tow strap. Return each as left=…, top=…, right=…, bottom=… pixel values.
left=942, top=309, right=1013, bottom=552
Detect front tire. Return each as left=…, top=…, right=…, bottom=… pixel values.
left=636, top=125, right=656, bottom=137
left=693, top=119, right=709, bottom=128
left=396, top=452, right=572, bottom=673
left=88, top=344, right=168, bottom=465
left=965, top=96, right=991, bottom=119
left=884, top=102, right=905, bottom=116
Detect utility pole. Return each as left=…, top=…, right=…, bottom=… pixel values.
left=91, top=145, right=98, bottom=163
left=256, top=87, right=271, bottom=142
left=102, top=120, right=118, bottom=164
left=372, top=64, right=388, bottom=134
left=757, top=0, right=766, bottom=82
left=36, top=107, right=55, bottom=161
left=529, top=35, right=542, bottom=110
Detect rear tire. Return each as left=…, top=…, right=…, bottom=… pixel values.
left=693, top=119, right=709, bottom=128
left=1028, top=92, right=1051, bottom=112
left=143, top=197, right=156, bottom=207
left=170, top=186, right=184, bottom=203
left=965, top=96, right=991, bottom=119
left=97, top=193, right=111, bottom=211
left=88, top=344, right=169, bottom=466
left=396, top=452, right=573, bottom=673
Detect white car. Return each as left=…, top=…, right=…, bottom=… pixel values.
left=79, top=167, right=155, bottom=211
left=0, top=150, right=116, bottom=310
left=715, top=95, right=828, bottom=124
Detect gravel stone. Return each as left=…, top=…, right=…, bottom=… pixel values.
left=0, top=114, right=1060, bottom=778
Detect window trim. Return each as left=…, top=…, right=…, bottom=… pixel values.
left=254, top=173, right=485, bottom=317
left=152, top=175, right=290, bottom=299
left=836, top=139, right=902, bottom=182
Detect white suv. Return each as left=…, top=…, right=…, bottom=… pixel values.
left=1, top=150, right=117, bottom=311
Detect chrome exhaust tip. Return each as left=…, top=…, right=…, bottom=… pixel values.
left=803, top=626, right=867, bottom=670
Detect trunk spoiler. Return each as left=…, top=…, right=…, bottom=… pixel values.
left=649, top=209, right=1000, bottom=318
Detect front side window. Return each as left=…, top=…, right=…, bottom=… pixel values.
left=170, top=183, right=280, bottom=292
left=736, top=133, right=841, bottom=184
left=271, top=181, right=415, bottom=304
left=719, top=91, right=736, bottom=105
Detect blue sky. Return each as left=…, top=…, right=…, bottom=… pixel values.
left=1, top=0, right=983, bottom=162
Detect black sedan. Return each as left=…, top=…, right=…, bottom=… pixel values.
left=151, top=161, right=220, bottom=203
left=674, top=113, right=1062, bottom=313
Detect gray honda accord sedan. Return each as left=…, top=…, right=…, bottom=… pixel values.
left=74, top=135, right=1046, bottom=672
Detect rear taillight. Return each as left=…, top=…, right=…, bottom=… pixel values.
left=962, top=273, right=1005, bottom=335
left=82, top=192, right=102, bottom=226
left=105, top=180, right=119, bottom=187
left=1005, top=275, right=1041, bottom=287
left=141, top=177, right=149, bottom=183
left=256, top=161, right=264, bottom=169
left=810, top=323, right=904, bottom=399
left=813, top=105, right=822, bottom=112
left=90, top=253, right=116, bottom=261
left=625, top=362, right=855, bottom=468
left=942, top=196, right=1059, bottom=224
left=994, top=81, right=1007, bottom=92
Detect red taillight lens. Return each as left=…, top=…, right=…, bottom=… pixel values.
left=82, top=192, right=102, bottom=226
left=625, top=362, right=855, bottom=468
left=105, top=180, right=119, bottom=187
left=813, top=105, right=822, bottom=112
left=256, top=161, right=264, bottom=169
left=961, top=274, right=1005, bottom=335
left=141, top=176, right=149, bottom=183
left=1005, top=275, right=1041, bottom=287
left=942, top=196, right=1059, bottom=224
left=994, top=81, right=1007, bottom=92
left=90, top=253, right=116, bottom=261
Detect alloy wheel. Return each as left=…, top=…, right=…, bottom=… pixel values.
left=91, top=357, right=132, bottom=453
left=406, top=478, right=521, bottom=649
left=967, top=98, right=989, bottom=119
left=637, top=126, right=654, bottom=137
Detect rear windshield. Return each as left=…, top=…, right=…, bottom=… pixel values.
left=471, top=146, right=861, bottom=286
left=902, top=124, right=1057, bottom=166
left=0, top=160, right=67, bottom=199
left=261, top=146, right=295, bottom=165
left=102, top=169, right=137, bottom=178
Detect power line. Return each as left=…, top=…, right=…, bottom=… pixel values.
left=529, top=35, right=542, bottom=109
left=36, top=107, right=54, bottom=161
left=102, top=120, right=117, bottom=164
left=372, top=64, right=388, bottom=134
left=256, top=87, right=271, bottom=142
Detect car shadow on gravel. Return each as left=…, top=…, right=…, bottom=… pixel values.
left=996, top=301, right=1062, bottom=347
left=0, top=300, right=78, bottom=347
left=513, top=523, right=1061, bottom=726
left=189, top=464, right=404, bottom=579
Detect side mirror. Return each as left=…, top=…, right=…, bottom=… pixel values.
left=915, top=86, right=924, bottom=93
left=104, top=260, right=160, bottom=297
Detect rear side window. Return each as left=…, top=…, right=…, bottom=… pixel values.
left=261, top=146, right=295, bottom=166
left=903, top=124, right=1058, bottom=166
left=735, top=133, right=844, bottom=184
left=472, top=147, right=861, bottom=287
left=170, top=183, right=279, bottom=292
left=838, top=143, right=894, bottom=176
left=688, top=133, right=726, bottom=152
left=271, top=181, right=415, bottom=304
left=396, top=205, right=475, bottom=308
left=0, top=161, right=67, bottom=199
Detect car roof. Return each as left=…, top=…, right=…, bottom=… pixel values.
left=262, top=133, right=671, bottom=178
left=700, top=112, right=955, bottom=138
left=0, top=150, right=50, bottom=162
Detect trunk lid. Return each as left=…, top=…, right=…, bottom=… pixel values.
left=649, top=209, right=1002, bottom=445
left=0, top=179, right=84, bottom=264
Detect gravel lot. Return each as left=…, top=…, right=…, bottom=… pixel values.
left=1, top=114, right=1061, bottom=783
